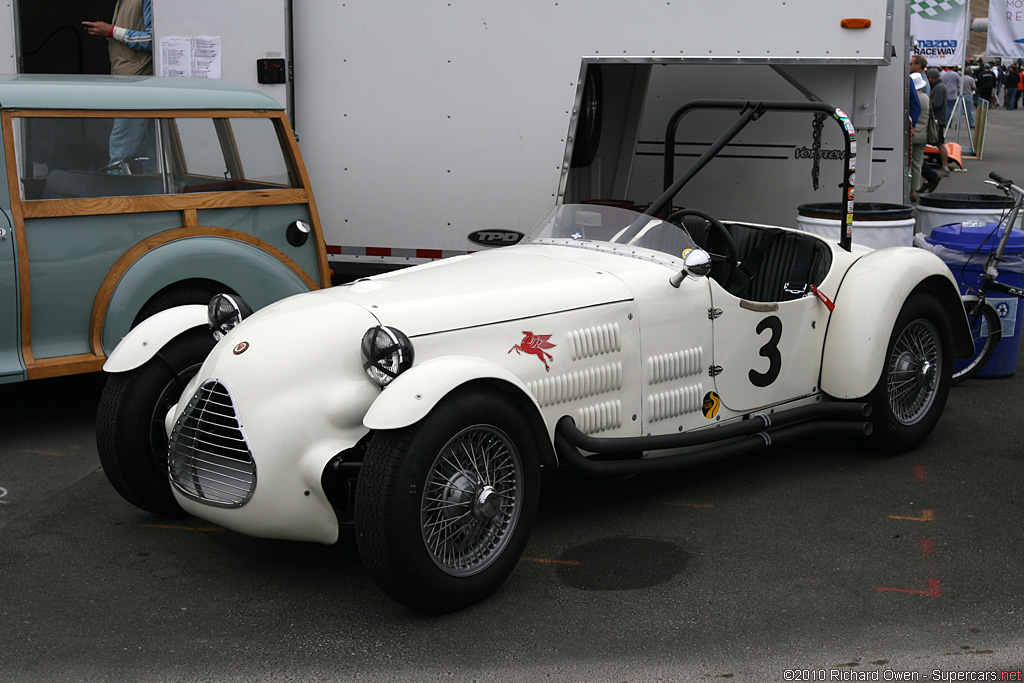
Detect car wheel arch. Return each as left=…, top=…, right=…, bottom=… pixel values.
left=362, top=358, right=557, bottom=467
left=95, top=235, right=313, bottom=355
left=820, top=252, right=967, bottom=399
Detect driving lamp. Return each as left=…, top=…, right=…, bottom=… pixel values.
left=361, top=325, right=414, bottom=387
left=208, top=293, right=254, bottom=340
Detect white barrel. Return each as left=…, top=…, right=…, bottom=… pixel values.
left=796, top=202, right=915, bottom=249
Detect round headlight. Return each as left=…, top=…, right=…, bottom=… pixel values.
left=361, top=325, right=414, bottom=387
left=208, top=293, right=253, bottom=341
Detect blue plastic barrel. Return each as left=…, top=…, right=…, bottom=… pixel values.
left=927, top=221, right=1024, bottom=378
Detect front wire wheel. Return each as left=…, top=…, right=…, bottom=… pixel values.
left=868, top=293, right=953, bottom=454
left=951, top=295, right=1001, bottom=385
left=422, top=425, right=524, bottom=577
left=355, top=389, right=540, bottom=614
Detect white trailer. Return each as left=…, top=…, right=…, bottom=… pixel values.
left=7, top=0, right=911, bottom=280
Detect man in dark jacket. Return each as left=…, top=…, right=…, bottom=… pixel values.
left=977, top=63, right=997, bottom=106
left=927, top=68, right=950, bottom=176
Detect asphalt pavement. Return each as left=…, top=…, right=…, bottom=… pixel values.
left=2, top=108, right=1024, bottom=682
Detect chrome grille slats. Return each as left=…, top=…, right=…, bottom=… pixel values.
left=168, top=379, right=256, bottom=508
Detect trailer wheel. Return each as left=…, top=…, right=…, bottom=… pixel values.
left=867, top=293, right=952, bottom=454
left=355, top=389, right=540, bottom=614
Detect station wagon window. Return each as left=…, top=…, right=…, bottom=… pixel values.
left=14, top=114, right=298, bottom=201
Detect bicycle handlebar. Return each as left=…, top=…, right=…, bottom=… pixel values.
left=989, top=171, right=1012, bottom=185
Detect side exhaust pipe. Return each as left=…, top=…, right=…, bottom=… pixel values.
left=555, top=402, right=872, bottom=477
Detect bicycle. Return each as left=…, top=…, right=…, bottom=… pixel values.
left=950, top=172, right=1024, bottom=384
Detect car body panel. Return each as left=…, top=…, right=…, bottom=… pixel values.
left=171, top=298, right=383, bottom=543
left=100, top=235, right=312, bottom=354
left=0, top=75, right=330, bottom=382
left=102, top=304, right=208, bottom=373
left=340, top=246, right=633, bottom=336
left=820, top=246, right=967, bottom=398
left=0, top=208, right=21, bottom=383
left=0, top=74, right=283, bottom=111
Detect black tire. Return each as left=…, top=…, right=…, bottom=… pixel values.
left=950, top=295, right=1001, bottom=385
left=96, top=327, right=216, bottom=516
left=354, top=389, right=540, bottom=614
left=867, top=293, right=953, bottom=454
left=132, top=284, right=222, bottom=328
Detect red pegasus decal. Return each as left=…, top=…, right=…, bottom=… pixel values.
left=509, top=331, right=556, bottom=371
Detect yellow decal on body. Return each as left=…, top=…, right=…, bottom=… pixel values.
left=702, top=391, right=720, bottom=419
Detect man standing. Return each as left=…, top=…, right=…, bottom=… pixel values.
left=83, top=0, right=153, bottom=76
left=960, top=66, right=976, bottom=126
left=993, top=61, right=1002, bottom=105
left=977, top=63, right=997, bottom=107
left=83, top=0, right=155, bottom=172
left=911, top=54, right=931, bottom=95
left=939, top=67, right=960, bottom=121
left=927, top=68, right=951, bottom=176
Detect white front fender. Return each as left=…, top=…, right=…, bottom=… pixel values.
left=363, top=355, right=541, bottom=430
left=102, top=305, right=208, bottom=373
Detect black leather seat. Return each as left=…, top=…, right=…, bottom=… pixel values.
left=688, top=219, right=831, bottom=302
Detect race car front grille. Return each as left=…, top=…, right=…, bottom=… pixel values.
left=168, top=379, right=256, bottom=508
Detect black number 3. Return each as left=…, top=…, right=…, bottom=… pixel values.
left=749, top=316, right=782, bottom=387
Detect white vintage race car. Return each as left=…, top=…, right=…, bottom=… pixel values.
left=98, top=102, right=972, bottom=614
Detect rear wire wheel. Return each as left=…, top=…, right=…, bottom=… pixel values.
left=951, top=295, right=1001, bottom=385
left=868, top=293, right=952, bottom=454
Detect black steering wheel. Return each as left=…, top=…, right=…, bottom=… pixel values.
left=665, top=208, right=738, bottom=284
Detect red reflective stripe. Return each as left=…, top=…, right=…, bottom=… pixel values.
left=365, top=247, right=392, bottom=257
left=416, top=249, right=444, bottom=259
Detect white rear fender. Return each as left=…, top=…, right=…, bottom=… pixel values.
left=363, top=355, right=542, bottom=431
left=820, top=248, right=964, bottom=399
left=102, top=305, right=208, bottom=373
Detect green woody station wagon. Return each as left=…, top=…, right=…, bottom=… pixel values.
left=0, top=75, right=329, bottom=491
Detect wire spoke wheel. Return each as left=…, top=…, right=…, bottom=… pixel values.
left=886, top=318, right=941, bottom=425
left=421, top=425, right=523, bottom=577
left=868, top=293, right=952, bottom=455
left=355, top=389, right=539, bottom=613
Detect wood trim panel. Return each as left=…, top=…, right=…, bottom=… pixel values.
left=3, top=112, right=35, bottom=367
left=88, top=226, right=321, bottom=355
left=20, top=188, right=311, bottom=218
left=26, top=354, right=107, bottom=381
left=278, top=118, right=332, bottom=287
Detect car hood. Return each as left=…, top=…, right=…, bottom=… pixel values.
left=306, top=245, right=635, bottom=335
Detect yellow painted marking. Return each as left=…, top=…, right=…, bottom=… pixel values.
left=889, top=509, right=935, bottom=522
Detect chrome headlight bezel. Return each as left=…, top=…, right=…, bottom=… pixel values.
left=208, top=293, right=253, bottom=341
left=361, top=325, right=414, bottom=387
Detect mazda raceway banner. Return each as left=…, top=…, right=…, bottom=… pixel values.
left=911, top=0, right=969, bottom=67
left=988, top=0, right=1024, bottom=58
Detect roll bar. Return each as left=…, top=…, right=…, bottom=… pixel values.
left=646, top=100, right=857, bottom=252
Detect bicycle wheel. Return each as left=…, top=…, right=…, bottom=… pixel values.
left=951, top=295, right=1001, bottom=384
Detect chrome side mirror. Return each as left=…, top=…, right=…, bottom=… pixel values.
left=669, top=248, right=712, bottom=288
